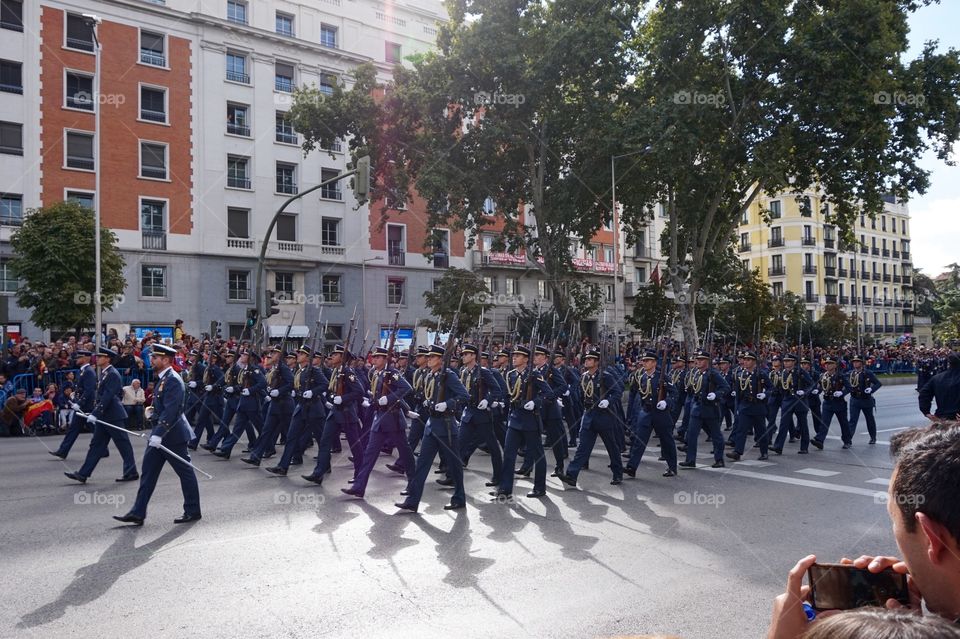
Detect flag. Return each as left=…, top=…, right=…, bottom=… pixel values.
left=650, top=263, right=661, bottom=285
left=25, top=399, right=54, bottom=427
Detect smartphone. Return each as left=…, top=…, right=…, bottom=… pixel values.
left=808, top=562, right=909, bottom=610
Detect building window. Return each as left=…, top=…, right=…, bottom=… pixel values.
left=226, top=103, right=250, bottom=136
left=275, top=61, right=295, bottom=93
left=65, top=72, right=93, bottom=110
left=140, top=30, right=166, bottom=66
left=636, top=266, right=648, bottom=283
left=605, top=284, right=614, bottom=302
left=275, top=112, right=295, bottom=143
left=770, top=226, right=782, bottom=242
left=276, top=213, right=296, bottom=242
left=140, top=86, right=166, bottom=123
left=1, top=1, right=24, bottom=32
left=385, top=41, right=402, bottom=63
left=321, top=274, right=341, bottom=303
left=140, top=141, right=168, bottom=180
left=740, top=209, right=749, bottom=224
left=275, top=272, right=294, bottom=299
left=387, top=224, right=405, bottom=265
left=768, top=200, right=781, bottom=218
left=227, top=155, right=250, bottom=189
left=772, top=254, right=783, bottom=269
left=66, top=191, right=94, bottom=209
left=64, top=130, right=93, bottom=168
left=433, top=230, right=450, bottom=268
left=275, top=12, right=294, bottom=36
left=140, top=199, right=165, bottom=232
left=484, top=276, right=498, bottom=294
left=482, top=196, right=497, bottom=214
left=65, top=13, right=94, bottom=52
left=320, top=23, right=337, bottom=48
left=226, top=0, right=247, bottom=25
left=141, top=265, right=167, bottom=298
left=276, top=162, right=297, bottom=195
left=505, top=278, right=518, bottom=296
left=538, top=280, right=552, bottom=300
left=227, top=207, right=249, bottom=238
left=603, top=245, right=614, bottom=263
left=387, top=277, right=405, bottom=305
left=800, top=196, right=812, bottom=217
left=0, top=193, right=22, bottom=225
left=320, top=168, right=341, bottom=200
left=226, top=52, right=249, bottom=84
left=228, top=270, right=249, bottom=301
left=0, top=121, right=21, bottom=155
left=319, top=72, right=336, bottom=97
left=0, top=259, right=17, bottom=292
left=0, top=59, right=22, bottom=94
left=321, top=217, right=340, bottom=246
left=901, top=219, right=906, bottom=234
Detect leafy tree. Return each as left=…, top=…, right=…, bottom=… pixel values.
left=912, top=268, right=940, bottom=321
left=422, top=268, right=491, bottom=338
left=10, top=201, right=126, bottom=331
left=933, top=263, right=960, bottom=342
left=766, top=292, right=808, bottom=346
left=811, top=305, right=859, bottom=347
left=627, top=280, right=675, bottom=337
left=710, top=268, right=775, bottom=345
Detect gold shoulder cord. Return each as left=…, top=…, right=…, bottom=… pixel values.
left=266, top=369, right=275, bottom=386
left=372, top=370, right=381, bottom=398
left=581, top=372, right=593, bottom=399
left=820, top=372, right=831, bottom=391
left=850, top=370, right=860, bottom=388
left=294, top=368, right=302, bottom=391
left=690, top=369, right=703, bottom=394
left=780, top=371, right=792, bottom=391
left=639, top=372, right=652, bottom=399
left=461, top=367, right=472, bottom=393
left=424, top=372, right=437, bottom=402
left=508, top=370, right=523, bottom=402
left=328, top=366, right=338, bottom=393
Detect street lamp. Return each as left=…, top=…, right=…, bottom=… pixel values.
left=361, top=256, right=383, bottom=345
left=611, top=146, right=652, bottom=334
left=83, top=13, right=102, bottom=350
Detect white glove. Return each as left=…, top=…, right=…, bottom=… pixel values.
left=325, top=402, right=334, bottom=409
left=422, top=399, right=431, bottom=407
left=598, top=399, right=609, bottom=409
left=523, top=400, right=535, bottom=411
left=730, top=391, right=736, bottom=397
left=865, top=387, right=873, bottom=394
left=656, top=400, right=667, bottom=411
left=270, top=389, right=279, bottom=398
left=563, top=390, right=570, bottom=397
left=796, top=390, right=805, bottom=397
left=303, top=390, right=313, bottom=399
left=188, top=381, right=197, bottom=388
left=333, top=396, right=343, bottom=405
left=70, top=402, right=81, bottom=411
left=435, top=401, right=447, bottom=413
left=145, top=406, right=154, bottom=419
left=557, top=399, right=564, bottom=408
left=362, top=399, right=371, bottom=408
left=86, top=413, right=97, bottom=424
left=811, top=389, right=820, bottom=395
left=756, top=392, right=766, bottom=400
left=204, top=385, right=213, bottom=392
left=148, top=435, right=162, bottom=448
left=707, top=392, right=717, bottom=401
left=225, top=386, right=234, bottom=393
left=833, top=391, right=843, bottom=398
left=265, top=395, right=272, bottom=402
left=290, top=390, right=295, bottom=397
left=378, top=395, right=388, bottom=406
left=477, top=399, right=488, bottom=410
left=406, top=411, right=420, bottom=420
left=241, top=388, right=250, bottom=396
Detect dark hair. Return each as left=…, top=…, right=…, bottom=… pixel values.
left=890, top=424, right=960, bottom=539
left=803, top=607, right=960, bottom=639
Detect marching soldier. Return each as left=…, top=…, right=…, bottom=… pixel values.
left=449, top=344, right=503, bottom=489
left=189, top=351, right=224, bottom=450
left=559, top=349, right=624, bottom=488
left=184, top=350, right=206, bottom=427
left=535, top=345, right=569, bottom=478
left=669, top=355, right=687, bottom=434
left=727, top=350, right=771, bottom=462
left=213, top=351, right=266, bottom=459
left=64, top=347, right=139, bottom=484
left=491, top=348, right=512, bottom=445
left=50, top=349, right=96, bottom=459
left=679, top=351, right=731, bottom=469
left=847, top=354, right=883, bottom=444
left=624, top=349, right=678, bottom=477
left=204, top=350, right=245, bottom=452
left=717, top=357, right=735, bottom=431
left=801, top=356, right=824, bottom=437
left=812, top=355, right=852, bottom=449
left=554, top=349, right=582, bottom=449
left=114, top=343, right=201, bottom=525
left=772, top=354, right=814, bottom=454
left=265, top=346, right=329, bottom=475
left=764, top=355, right=784, bottom=449
left=242, top=347, right=294, bottom=466
left=395, top=344, right=469, bottom=513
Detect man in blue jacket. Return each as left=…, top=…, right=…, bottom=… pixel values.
left=64, top=348, right=139, bottom=483
left=114, top=343, right=201, bottom=525
left=446, top=344, right=502, bottom=489
left=625, top=349, right=678, bottom=477
left=847, top=354, right=883, bottom=444
left=50, top=349, right=96, bottom=459
left=813, top=355, right=852, bottom=449
left=266, top=346, right=328, bottom=475
left=772, top=354, right=815, bottom=454
left=726, top=350, right=771, bottom=462
left=242, top=347, right=294, bottom=466
left=213, top=350, right=266, bottom=459
left=678, top=351, right=731, bottom=469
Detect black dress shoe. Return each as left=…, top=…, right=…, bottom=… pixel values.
left=115, top=473, right=140, bottom=482
left=436, top=478, right=455, bottom=487
left=173, top=513, right=202, bottom=524
left=677, top=445, right=688, bottom=452
left=485, top=480, right=498, bottom=487
left=443, top=502, right=465, bottom=510
left=526, top=490, right=546, bottom=498
left=395, top=502, right=418, bottom=513
left=662, top=470, right=677, bottom=477
left=842, top=443, right=851, bottom=450
left=514, top=468, right=531, bottom=477
left=301, top=474, right=323, bottom=485
left=113, top=513, right=144, bottom=525
left=623, top=467, right=636, bottom=478
left=771, top=448, right=783, bottom=456
left=290, top=458, right=303, bottom=466
left=399, top=489, right=410, bottom=496
left=798, top=450, right=809, bottom=454
left=340, top=488, right=364, bottom=498
left=200, top=444, right=216, bottom=451
left=758, top=454, right=769, bottom=461
left=265, top=466, right=287, bottom=476
left=240, top=457, right=261, bottom=467
left=557, top=473, right=577, bottom=488
left=385, top=463, right=403, bottom=473
left=262, top=452, right=275, bottom=460
left=212, top=450, right=231, bottom=460
left=869, top=438, right=877, bottom=444
left=49, top=451, right=67, bottom=459
left=725, top=441, right=736, bottom=448
left=64, top=472, right=86, bottom=483
left=726, top=452, right=741, bottom=461
left=610, top=478, right=622, bottom=485
left=711, top=460, right=725, bottom=468
left=187, top=444, right=198, bottom=451
left=433, top=468, right=446, bottom=475
left=241, top=449, right=250, bottom=454
left=811, top=440, right=824, bottom=450
left=678, top=461, right=697, bottom=469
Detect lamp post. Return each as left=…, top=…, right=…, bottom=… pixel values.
left=84, top=14, right=102, bottom=350
left=361, top=256, right=383, bottom=345
left=611, top=146, right=652, bottom=334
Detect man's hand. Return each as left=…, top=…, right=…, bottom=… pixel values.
left=406, top=411, right=420, bottom=420
left=757, top=392, right=767, bottom=400
left=811, top=389, right=819, bottom=395
left=225, top=386, right=234, bottom=394
left=766, top=554, right=817, bottom=639
left=656, top=400, right=667, bottom=411
left=204, top=385, right=213, bottom=392
left=598, top=399, right=609, bottom=409
left=796, top=390, right=805, bottom=397
left=302, top=390, right=313, bottom=399
left=865, top=387, right=873, bottom=394
left=86, top=414, right=97, bottom=424
left=731, top=391, right=737, bottom=397
left=70, top=402, right=81, bottom=412
left=477, top=399, right=488, bottom=410
left=707, top=392, right=716, bottom=401
left=563, top=390, right=570, bottom=397
left=833, top=391, right=843, bottom=398
left=378, top=395, right=388, bottom=406
left=265, top=396, right=271, bottom=403
left=361, top=399, right=371, bottom=408
left=434, top=401, right=447, bottom=413
left=325, top=402, right=334, bottom=410
left=148, top=435, right=162, bottom=448
left=241, top=388, right=250, bottom=396
left=841, top=555, right=920, bottom=612
left=523, top=400, right=535, bottom=411
left=333, top=396, right=343, bottom=405
left=270, top=389, right=279, bottom=398
left=188, top=381, right=197, bottom=389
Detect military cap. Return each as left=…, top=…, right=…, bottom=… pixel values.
left=460, top=344, right=478, bottom=355
left=583, top=349, right=601, bottom=360
left=512, top=346, right=531, bottom=357
left=370, top=346, right=390, bottom=357
left=150, top=344, right=177, bottom=357
left=533, top=345, right=551, bottom=357
left=640, top=350, right=658, bottom=361
left=425, top=345, right=445, bottom=357
left=97, top=346, right=119, bottom=359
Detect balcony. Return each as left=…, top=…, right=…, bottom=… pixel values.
left=825, top=294, right=838, bottom=304
left=901, top=251, right=911, bottom=261
left=226, top=70, right=250, bottom=84
left=275, top=77, right=295, bottom=93
left=850, top=296, right=859, bottom=305
left=824, top=266, right=837, bottom=278
left=860, top=270, right=870, bottom=279
left=738, top=242, right=751, bottom=253
left=860, top=246, right=868, bottom=254
left=901, top=300, right=913, bottom=309
left=768, top=266, right=785, bottom=277
left=874, top=297, right=884, bottom=306
left=892, top=249, right=900, bottom=258
left=892, top=274, right=901, bottom=283
left=824, top=238, right=835, bottom=250
left=276, top=241, right=303, bottom=253
left=65, top=94, right=94, bottom=110
left=871, top=247, right=880, bottom=255
left=803, top=265, right=817, bottom=275
left=767, top=237, right=784, bottom=248
left=388, top=250, right=405, bottom=266
left=140, top=166, right=167, bottom=180
left=882, top=274, right=891, bottom=282
left=320, top=245, right=344, bottom=257
left=227, top=122, right=251, bottom=136
left=276, top=181, right=298, bottom=195
left=882, top=249, right=890, bottom=257
left=805, top=293, right=819, bottom=303
left=863, top=324, right=875, bottom=333
left=142, top=230, right=166, bottom=250
left=140, top=109, right=167, bottom=123
left=475, top=250, right=528, bottom=268
left=839, top=295, right=850, bottom=305
left=140, top=50, right=166, bottom=66
left=226, top=238, right=255, bottom=250
left=66, top=37, right=95, bottom=52
left=902, top=275, right=912, bottom=286
left=802, top=237, right=816, bottom=246
left=838, top=267, right=848, bottom=277
left=872, top=272, right=881, bottom=281
left=883, top=324, right=894, bottom=333
left=227, top=175, right=251, bottom=189
left=903, top=323, right=914, bottom=333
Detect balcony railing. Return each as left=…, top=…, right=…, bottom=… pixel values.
left=901, top=251, right=911, bottom=261
left=276, top=241, right=303, bottom=252
left=388, top=250, right=406, bottom=266
left=824, top=238, right=835, bottom=249
left=275, top=77, right=295, bottom=93
left=227, top=175, right=251, bottom=189
left=66, top=37, right=94, bottom=52
left=768, top=266, right=785, bottom=276
left=839, top=295, right=850, bottom=305
left=140, top=50, right=166, bottom=66
left=860, top=270, right=869, bottom=279
left=892, top=274, right=901, bottom=283
left=850, top=296, right=859, bottom=305
left=824, top=266, right=836, bottom=277
left=802, top=237, right=816, bottom=246
left=140, top=166, right=167, bottom=180
left=434, top=253, right=450, bottom=268
left=860, top=246, right=868, bottom=254
left=738, top=242, right=751, bottom=253
left=825, top=294, right=838, bottom=304
left=882, top=274, right=891, bottom=282
left=863, top=324, right=874, bottom=333
left=767, top=237, right=784, bottom=248
left=903, top=323, right=914, bottom=332
left=803, top=265, right=817, bottom=275
left=226, top=69, right=250, bottom=84
left=882, top=249, right=890, bottom=257
left=276, top=130, right=297, bottom=144
left=140, top=109, right=167, bottom=123
left=276, top=182, right=298, bottom=195
left=0, top=82, right=23, bottom=94
left=883, top=324, right=894, bottom=333
left=838, top=267, right=848, bottom=277
left=227, top=122, right=251, bottom=136
left=902, top=275, right=912, bottom=286
left=320, top=245, right=345, bottom=256
left=872, top=272, right=881, bottom=281
left=805, top=293, right=819, bottom=303
left=226, top=238, right=255, bottom=250
left=142, top=230, right=166, bottom=250
left=892, top=249, right=900, bottom=258
left=65, top=94, right=94, bottom=110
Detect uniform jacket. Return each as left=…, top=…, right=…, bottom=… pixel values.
left=150, top=367, right=193, bottom=445
left=370, top=366, right=412, bottom=432
left=93, top=365, right=127, bottom=423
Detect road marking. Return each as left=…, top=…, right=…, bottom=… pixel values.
left=704, top=467, right=887, bottom=499
left=825, top=435, right=890, bottom=447
left=795, top=468, right=841, bottom=477
left=865, top=477, right=890, bottom=485
left=732, top=459, right=775, bottom=467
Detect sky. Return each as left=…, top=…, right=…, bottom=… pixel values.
left=905, top=1, right=960, bottom=277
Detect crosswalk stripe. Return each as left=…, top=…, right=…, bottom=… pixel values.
left=795, top=468, right=841, bottom=477
left=704, top=466, right=887, bottom=499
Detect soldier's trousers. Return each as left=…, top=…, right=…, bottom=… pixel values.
left=499, top=428, right=545, bottom=495
left=567, top=426, right=622, bottom=481
left=627, top=408, right=677, bottom=472
left=219, top=406, right=263, bottom=454
left=310, top=416, right=364, bottom=478
left=818, top=402, right=852, bottom=445
left=460, top=419, right=503, bottom=483
left=775, top=398, right=809, bottom=452
left=128, top=441, right=200, bottom=519
left=352, top=428, right=415, bottom=495
left=77, top=419, right=138, bottom=478
left=849, top=398, right=877, bottom=440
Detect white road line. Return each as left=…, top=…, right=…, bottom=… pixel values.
left=704, top=467, right=887, bottom=499
left=865, top=477, right=890, bottom=485
left=795, top=468, right=841, bottom=477
left=825, top=435, right=890, bottom=446
left=732, top=459, right=775, bottom=467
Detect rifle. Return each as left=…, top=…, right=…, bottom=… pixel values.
left=406, top=318, right=419, bottom=374
left=437, top=294, right=465, bottom=406
left=343, top=304, right=359, bottom=356
left=657, top=317, right=676, bottom=403
left=523, top=302, right=542, bottom=406
left=386, top=309, right=401, bottom=358
left=278, top=312, right=296, bottom=357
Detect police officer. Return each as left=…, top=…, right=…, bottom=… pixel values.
left=242, top=347, right=294, bottom=466
left=847, top=354, right=883, bottom=444
left=50, top=349, right=96, bottom=459
left=727, top=350, right=771, bottom=462
left=624, top=349, right=678, bottom=477
left=772, top=354, right=814, bottom=454
left=64, top=347, right=139, bottom=484
left=679, top=351, right=731, bottom=469
left=813, top=355, right=852, bottom=449
left=918, top=351, right=960, bottom=423
left=113, top=343, right=201, bottom=525
left=559, top=349, right=624, bottom=488
left=452, top=344, right=503, bottom=489
left=395, top=344, right=469, bottom=513
left=265, top=346, right=329, bottom=475
left=213, top=350, right=266, bottom=459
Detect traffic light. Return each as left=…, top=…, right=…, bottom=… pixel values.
left=246, top=308, right=258, bottom=328
left=266, top=290, right=280, bottom=318
left=354, top=155, right=370, bottom=198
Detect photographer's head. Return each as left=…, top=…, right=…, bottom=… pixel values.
left=888, top=424, right=960, bottom=620
left=802, top=607, right=960, bottom=639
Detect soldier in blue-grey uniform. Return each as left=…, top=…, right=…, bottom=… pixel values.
left=846, top=354, right=883, bottom=444
left=203, top=350, right=241, bottom=451
left=678, top=351, right=731, bottom=469
left=213, top=350, right=267, bottom=459
left=114, top=343, right=201, bottom=525
left=265, top=346, right=329, bottom=475
left=50, top=349, right=97, bottom=459
left=813, top=355, right=852, bottom=449
left=64, top=347, right=139, bottom=484
left=624, top=349, right=678, bottom=477
left=189, top=351, right=224, bottom=450
left=241, top=347, right=294, bottom=466
left=772, top=354, right=815, bottom=454
left=726, top=350, right=772, bottom=461
left=183, top=350, right=206, bottom=428
left=801, top=356, right=824, bottom=438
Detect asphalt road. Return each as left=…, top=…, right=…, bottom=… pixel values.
left=0, top=385, right=929, bottom=639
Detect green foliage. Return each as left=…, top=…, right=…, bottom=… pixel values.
left=627, top=280, right=675, bottom=336
left=9, top=201, right=126, bottom=331
left=933, top=263, right=960, bottom=342
left=421, top=268, right=491, bottom=338
left=811, top=305, right=859, bottom=347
